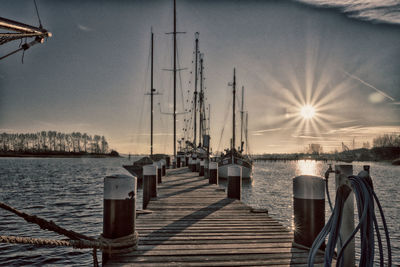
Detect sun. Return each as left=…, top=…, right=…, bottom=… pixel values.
left=300, top=105, right=316, bottom=119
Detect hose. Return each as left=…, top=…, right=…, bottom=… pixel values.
left=308, top=170, right=392, bottom=267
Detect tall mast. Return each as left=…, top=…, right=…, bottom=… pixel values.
left=150, top=30, right=154, bottom=156
left=232, top=68, right=236, bottom=151
left=208, top=104, right=211, bottom=135
left=199, top=53, right=204, bottom=146
left=240, top=86, right=244, bottom=152
left=193, top=32, right=199, bottom=147
left=173, top=0, right=177, bottom=159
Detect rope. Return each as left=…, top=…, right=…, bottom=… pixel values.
left=0, top=201, right=94, bottom=241
left=0, top=201, right=139, bottom=265
left=0, top=232, right=138, bottom=252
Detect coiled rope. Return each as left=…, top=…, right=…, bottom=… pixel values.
left=0, top=201, right=139, bottom=266
left=308, top=170, right=392, bottom=267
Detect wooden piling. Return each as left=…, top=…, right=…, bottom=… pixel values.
left=160, top=159, right=166, bottom=176
left=293, top=175, right=325, bottom=249
left=199, top=160, right=205, bottom=176
left=177, top=156, right=181, bottom=168
left=227, top=166, right=241, bottom=200
left=154, top=161, right=162, bottom=183
left=195, top=158, right=200, bottom=172
left=143, top=165, right=157, bottom=208
left=209, top=161, right=218, bottom=184
left=103, top=174, right=136, bottom=263
left=335, top=165, right=354, bottom=266
left=204, top=158, right=209, bottom=180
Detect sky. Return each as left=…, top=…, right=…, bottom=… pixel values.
left=1, top=0, right=400, bottom=154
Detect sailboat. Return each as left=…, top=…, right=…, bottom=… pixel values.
left=123, top=30, right=168, bottom=183
left=124, top=0, right=182, bottom=178
left=218, top=68, right=253, bottom=180
left=179, top=32, right=210, bottom=166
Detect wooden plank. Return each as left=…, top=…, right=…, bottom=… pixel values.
left=111, top=252, right=317, bottom=263
left=135, top=242, right=294, bottom=250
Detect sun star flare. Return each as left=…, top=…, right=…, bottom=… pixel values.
left=300, top=105, right=316, bottom=120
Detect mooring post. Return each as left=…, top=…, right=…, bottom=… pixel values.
left=191, top=155, right=197, bottom=172
left=160, top=159, right=166, bottom=176
left=177, top=156, right=181, bottom=168
left=154, top=161, right=162, bottom=183
left=209, top=161, right=218, bottom=184
left=293, top=175, right=325, bottom=248
left=172, top=157, right=176, bottom=169
left=227, top=166, right=241, bottom=200
left=199, top=159, right=205, bottom=176
left=185, top=155, right=189, bottom=166
left=335, top=165, right=355, bottom=266
left=166, top=156, right=170, bottom=169
left=196, top=158, right=201, bottom=172
left=204, top=157, right=209, bottom=179
left=188, top=157, right=193, bottom=171
left=103, top=174, right=136, bottom=263
left=143, top=165, right=156, bottom=209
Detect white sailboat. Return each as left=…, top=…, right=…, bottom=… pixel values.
left=218, top=68, right=253, bottom=180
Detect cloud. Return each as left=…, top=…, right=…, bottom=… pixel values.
left=291, top=134, right=322, bottom=139
left=252, top=127, right=283, bottom=134
left=342, top=70, right=395, bottom=101
left=77, top=24, right=93, bottom=32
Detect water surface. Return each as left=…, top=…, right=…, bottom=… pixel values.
left=0, top=158, right=398, bottom=265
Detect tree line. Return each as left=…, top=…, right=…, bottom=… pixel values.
left=0, top=131, right=109, bottom=154
left=372, top=133, right=400, bottom=148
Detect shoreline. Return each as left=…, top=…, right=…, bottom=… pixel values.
left=0, top=152, right=120, bottom=159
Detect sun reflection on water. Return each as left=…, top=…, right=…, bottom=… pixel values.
left=296, top=160, right=318, bottom=176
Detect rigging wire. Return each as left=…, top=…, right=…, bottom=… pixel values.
left=216, top=94, right=232, bottom=153
left=176, top=41, right=185, bottom=116
left=33, top=0, right=43, bottom=28
left=130, top=33, right=151, bottom=153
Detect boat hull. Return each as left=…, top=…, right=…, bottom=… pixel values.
left=218, top=157, right=252, bottom=180
left=123, top=165, right=143, bottom=185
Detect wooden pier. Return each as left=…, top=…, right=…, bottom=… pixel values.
left=106, top=168, right=325, bottom=266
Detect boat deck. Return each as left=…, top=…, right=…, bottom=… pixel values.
left=105, top=168, right=326, bottom=266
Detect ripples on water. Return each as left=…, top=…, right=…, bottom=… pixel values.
left=0, top=158, right=398, bottom=265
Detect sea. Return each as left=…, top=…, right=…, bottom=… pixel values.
left=0, top=157, right=398, bottom=266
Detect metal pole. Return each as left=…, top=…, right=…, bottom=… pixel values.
left=199, top=53, right=204, bottom=146
left=240, top=86, right=244, bottom=152
left=232, top=68, right=236, bottom=151
left=173, top=0, right=177, bottom=161
left=150, top=31, right=154, bottom=156
left=335, top=165, right=355, bottom=267
left=193, top=32, right=199, bottom=147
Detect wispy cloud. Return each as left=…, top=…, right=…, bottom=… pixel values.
left=342, top=70, right=395, bottom=101
left=128, top=133, right=173, bottom=137
left=252, top=127, right=283, bottom=134
left=325, top=125, right=400, bottom=136
left=291, top=134, right=322, bottom=139
left=77, top=24, right=93, bottom=32
left=331, top=119, right=358, bottom=125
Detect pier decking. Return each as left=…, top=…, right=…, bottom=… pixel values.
left=106, top=168, right=325, bottom=266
